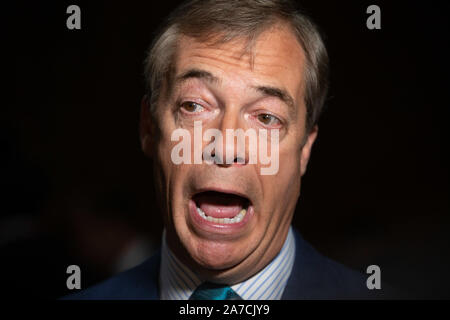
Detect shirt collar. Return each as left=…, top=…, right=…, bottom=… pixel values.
left=159, top=226, right=296, bottom=300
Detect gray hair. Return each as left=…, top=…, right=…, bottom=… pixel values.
left=144, top=0, right=329, bottom=132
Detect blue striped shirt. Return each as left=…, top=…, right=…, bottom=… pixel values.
left=159, top=227, right=296, bottom=300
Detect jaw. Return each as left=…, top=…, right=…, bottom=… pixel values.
left=186, top=188, right=257, bottom=268
left=163, top=183, right=262, bottom=275
left=166, top=202, right=291, bottom=285
left=160, top=163, right=299, bottom=282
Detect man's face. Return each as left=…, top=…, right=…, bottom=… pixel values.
left=141, top=24, right=317, bottom=283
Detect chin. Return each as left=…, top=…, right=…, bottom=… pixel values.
left=189, top=236, right=251, bottom=271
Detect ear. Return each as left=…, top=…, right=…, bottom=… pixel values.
left=140, top=95, right=154, bottom=158
left=300, top=125, right=318, bottom=176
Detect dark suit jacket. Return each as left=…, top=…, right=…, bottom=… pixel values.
left=64, top=229, right=392, bottom=299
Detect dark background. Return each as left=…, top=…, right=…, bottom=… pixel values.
left=4, top=0, right=450, bottom=299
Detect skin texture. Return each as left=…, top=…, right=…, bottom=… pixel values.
left=140, top=23, right=318, bottom=285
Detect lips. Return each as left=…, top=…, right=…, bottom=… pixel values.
left=190, top=189, right=251, bottom=226
left=193, top=191, right=249, bottom=218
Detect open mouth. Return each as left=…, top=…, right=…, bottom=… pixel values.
left=192, top=191, right=250, bottom=225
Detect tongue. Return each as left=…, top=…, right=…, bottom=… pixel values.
left=199, top=203, right=243, bottom=218
left=195, top=192, right=246, bottom=219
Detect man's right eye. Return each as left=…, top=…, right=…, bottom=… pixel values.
left=180, top=101, right=205, bottom=113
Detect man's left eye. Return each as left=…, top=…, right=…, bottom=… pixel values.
left=180, top=101, right=204, bottom=113
left=257, top=113, right=281, bottom=126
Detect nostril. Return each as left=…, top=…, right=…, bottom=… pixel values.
left=202, top=150, right=217, bottom=163
left=202, top=150, right=225, bottom=165
left=234, top=156, right=245, bottom=164
left=202, top=150, right=246, bottom=165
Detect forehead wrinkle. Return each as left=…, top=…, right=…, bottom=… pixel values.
left=178, top=50, right=297, bottom=93
left=188, top=50, right=292, bottom=75
left=183, top=38, right=302, bottom=83
left=175, top=68, right=221, bottom=88
left=188, top=51, right=253, bottom=72
left=177, top=31, right=302, bottom=77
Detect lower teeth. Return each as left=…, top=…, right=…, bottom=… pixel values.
left=196, top=207, right=247, bottom=224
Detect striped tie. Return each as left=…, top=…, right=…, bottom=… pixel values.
left=189, top=282, right=242, bottom=300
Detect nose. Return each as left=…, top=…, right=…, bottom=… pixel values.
left=202, top=108, right=249, bottom=167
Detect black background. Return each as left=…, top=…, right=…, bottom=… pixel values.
left=4, top=0, right=450, bottom=299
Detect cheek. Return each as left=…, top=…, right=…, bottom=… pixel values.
left=154, top=121, right=184, bottom=202
left=269, top=146, right=302, bottom=201
left=256, top=163, right=300, bottom=228
left=156, top=116, right=187, bottom=172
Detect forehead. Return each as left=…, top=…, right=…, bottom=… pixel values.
left=173, top=24, right=306, bottom=102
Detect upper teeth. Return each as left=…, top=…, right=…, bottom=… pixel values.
left=196, top=207, right=247, bottom=224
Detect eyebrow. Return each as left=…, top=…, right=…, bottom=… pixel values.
left=175, top=68, right=220, bottom=85
left=253, top=85, right=296, bottom=114
left=175, top=68, right=296, bottom=115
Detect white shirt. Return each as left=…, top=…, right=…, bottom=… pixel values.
left=159, top=226, right=296, bottom=300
